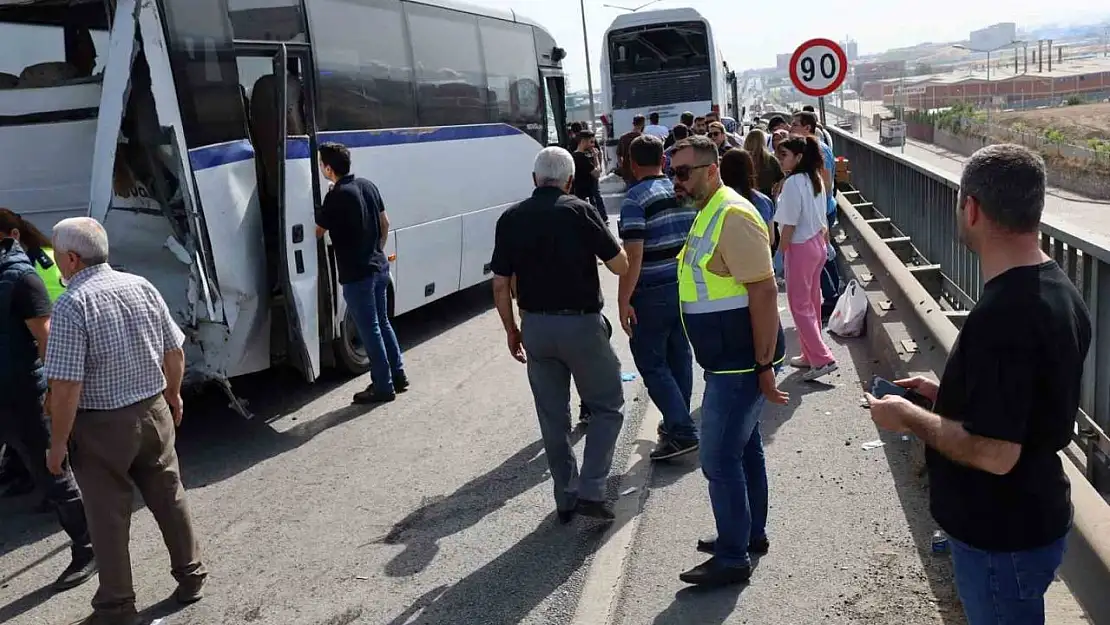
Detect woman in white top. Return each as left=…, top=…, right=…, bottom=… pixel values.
left=773, top=135, right=837, bottom=381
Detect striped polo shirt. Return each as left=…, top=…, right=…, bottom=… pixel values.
left=618, top=175, right=697, bottom=288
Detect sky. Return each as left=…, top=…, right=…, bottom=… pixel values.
left=476, top=0, right=1110, bottom=92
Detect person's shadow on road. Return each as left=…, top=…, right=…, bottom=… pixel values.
left=378, top=429, right=584, bottom=578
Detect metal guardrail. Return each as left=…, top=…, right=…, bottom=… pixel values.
left=829, top=126, right=1110, bottom=488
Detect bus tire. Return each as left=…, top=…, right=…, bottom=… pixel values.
left=333, top=304, right=371, bottom=376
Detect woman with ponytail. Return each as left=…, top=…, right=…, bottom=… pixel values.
left=0, top=209, right=65, bottom=303
left=773, top=136, right=837, bottom=381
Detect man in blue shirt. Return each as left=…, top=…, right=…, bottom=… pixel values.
left=617, top=135, right=699, bottom=460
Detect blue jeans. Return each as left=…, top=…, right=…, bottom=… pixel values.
left=342, top=271, right=405, bottom=393
left=628, top=283, right=695, bottom=442
left=699, top=372, right=768, bottom=568
left=949, top=535, right=1067, bottom=625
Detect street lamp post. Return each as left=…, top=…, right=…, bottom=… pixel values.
left=952, top=40, right=1023, bottom=118
left=579, top=0, right=596, bottom=128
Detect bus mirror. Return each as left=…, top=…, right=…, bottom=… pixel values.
left=551, top=47, right=567, bottom=63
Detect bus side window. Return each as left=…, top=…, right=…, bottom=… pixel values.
left=308, top=0, right=416, bottom=132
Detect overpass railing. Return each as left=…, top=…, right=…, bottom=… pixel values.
left=829, top=126, right=1110, bottom=486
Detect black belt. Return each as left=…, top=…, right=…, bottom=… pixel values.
left=522, top=309, right=599, bottom=316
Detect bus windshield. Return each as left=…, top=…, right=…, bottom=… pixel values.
left=606, top=20, right=711, bottom=110
left=607, top=21, right=709, bottom=76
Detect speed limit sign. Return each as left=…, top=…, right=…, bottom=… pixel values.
left=789, top=38, right=848, bottom=97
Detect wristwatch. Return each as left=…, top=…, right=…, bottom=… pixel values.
left=754, top=361, right=774, bottom=375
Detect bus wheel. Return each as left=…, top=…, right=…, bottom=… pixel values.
left=333, top=306, right=371, bottom=375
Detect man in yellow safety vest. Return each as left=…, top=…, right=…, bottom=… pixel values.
left=669, top=135, right=789, bottom=587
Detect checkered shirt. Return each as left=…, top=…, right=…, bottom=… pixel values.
left=44, top=263, right=186, bottom=410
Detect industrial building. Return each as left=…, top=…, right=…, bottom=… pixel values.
left=870, top=56, right=1110, bottom=109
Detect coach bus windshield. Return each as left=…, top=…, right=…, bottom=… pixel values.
left=606, top=20, right=711, bottom=109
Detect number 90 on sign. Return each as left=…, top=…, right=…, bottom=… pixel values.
left=789, top=39, right=847, bottom=98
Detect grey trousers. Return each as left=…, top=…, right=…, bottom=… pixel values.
left=521, top=311, right=625, bottom=509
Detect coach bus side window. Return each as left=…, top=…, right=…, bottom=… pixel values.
left=162, top=0, right=249, bottom=148
left=405, top=3, right=489, bottom=127
left=308, top=0, right=416, bottom=131
left=226, top=0, right=306, bottom=42
left=478, top=18, right=542, bottom=143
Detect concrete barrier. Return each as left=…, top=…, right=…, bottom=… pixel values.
left=834, top=189, right=1105, bottom=622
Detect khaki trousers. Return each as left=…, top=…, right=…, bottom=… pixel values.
left=70, top=394, right=206, bottom=614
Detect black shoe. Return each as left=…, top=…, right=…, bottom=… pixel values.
left=393, top=372, right=410, bottom=393
left=650, top=438, right=699, bottom=461
left=53, top=547, right=97, bottom=592
left=575, top=499, right=615, bottom=521
left=352, top=385, right=396, bottom=405
left=679, top=557, right=752, bottom=586
left=696, top=536, right=770, bottom=555
left=557, top=508, right=577, bottom=525
left=175, top=574, right=206, bottom=605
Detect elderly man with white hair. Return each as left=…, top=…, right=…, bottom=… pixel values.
left=490, top=147, right=629, bottom=523
left=44, top=217, right=207, bottom=625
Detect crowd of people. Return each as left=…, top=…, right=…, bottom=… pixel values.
left=497, top=107, right=1091, bottom=624
left=0, top=98, right=1092, bottom=623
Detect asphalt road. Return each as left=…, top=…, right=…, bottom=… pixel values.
left=0, top=258, right=649, bottom=625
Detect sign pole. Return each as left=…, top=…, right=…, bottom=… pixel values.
left=818, top=96, right=827, bottom=128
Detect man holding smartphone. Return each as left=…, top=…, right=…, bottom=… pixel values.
left=866, top=144, right=1091, bottom=624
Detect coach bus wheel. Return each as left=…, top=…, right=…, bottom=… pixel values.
left=334, top=307, right=371, bottom=375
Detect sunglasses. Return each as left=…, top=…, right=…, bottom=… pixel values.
left=672, top=163, right=710, bottom=182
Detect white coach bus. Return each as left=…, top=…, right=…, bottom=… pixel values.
left=0, top=0, right=568, bottom=415
left=599, top=7, right=728, bottom=137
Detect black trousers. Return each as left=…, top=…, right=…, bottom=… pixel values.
left=0, top=391, right=92, bottom=555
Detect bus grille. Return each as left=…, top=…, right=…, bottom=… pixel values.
left=610, top=70, right=712, bottom=109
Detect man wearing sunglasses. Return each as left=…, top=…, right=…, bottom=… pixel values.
left=670, top=135, right=788, bottom=587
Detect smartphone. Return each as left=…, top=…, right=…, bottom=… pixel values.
left=870, top=376, right=934, bottom=410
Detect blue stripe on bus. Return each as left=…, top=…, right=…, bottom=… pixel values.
left=188, top=123, right=526, bottom=172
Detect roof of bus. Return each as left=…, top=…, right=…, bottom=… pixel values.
left=0, top=0, right=556, bottom=38
left=406, top=0, right=552, bottom=37
left=604, top=7, right=708, bottom=35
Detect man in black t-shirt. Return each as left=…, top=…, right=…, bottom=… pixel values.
left=316, top=142, right=409, bottom=404
left=0, top=237, right=96, bottom=591
left=491, top=146, right=630, bottom=523
left=867, top=144, right=1090, bottom=624
left=571, top=130, right=606, bottom=221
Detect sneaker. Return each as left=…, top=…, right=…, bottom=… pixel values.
left=649, top=438, right=699, bottom=461
left=352, top=385, right=396, bottom=404
left=788, top=356, right=811, bottom=369
left=575, top=499, right=615, bottom=520
left=52, top=547, right=97, bottom=591
left=800, top=361, right=838, bottom=382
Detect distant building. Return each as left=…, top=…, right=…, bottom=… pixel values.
left=970, top=23, right=1018, bottom=52
left=854, top=60, right=907, bottom=93
left=842, top=40, right=859, bottom=62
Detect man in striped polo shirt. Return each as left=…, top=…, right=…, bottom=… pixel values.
left=617, top=134, right=699, bottom=460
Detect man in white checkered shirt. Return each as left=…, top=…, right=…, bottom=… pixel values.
left=43, top=217, right=207, bottom=625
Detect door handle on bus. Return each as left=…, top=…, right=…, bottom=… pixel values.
left=292, top=224, right=304, bottom=244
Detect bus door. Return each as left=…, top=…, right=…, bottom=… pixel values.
left=237, top=42, right=322, bottom=382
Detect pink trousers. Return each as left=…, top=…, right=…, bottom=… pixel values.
left=783, top=234, right=835, bottom=367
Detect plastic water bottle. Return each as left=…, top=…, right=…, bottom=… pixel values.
left=931, top=530, right=949, bottom=554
